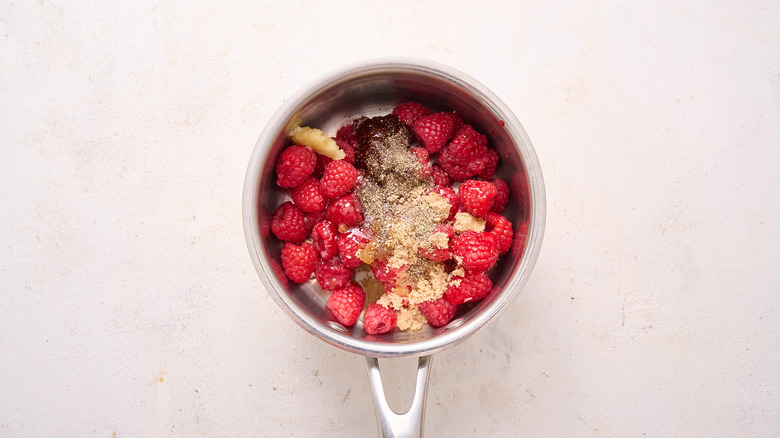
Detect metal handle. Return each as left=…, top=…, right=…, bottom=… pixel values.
left=364, top=355, right=433, bottom=438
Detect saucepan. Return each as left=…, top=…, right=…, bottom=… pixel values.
left=242, top=58, right=545, bottom=437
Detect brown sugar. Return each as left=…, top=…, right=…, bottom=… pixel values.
left=428, top=230, right=450, bottom=250
left=408, top=261, right=449, bottom=304
left=396, top=306, right=427, bottom=331
left=453, top=212, right=486, bottom=233
left=352, top=114, right=459, bottom=331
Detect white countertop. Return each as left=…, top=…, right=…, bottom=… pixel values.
left=1, top=1, right=778, bottom=437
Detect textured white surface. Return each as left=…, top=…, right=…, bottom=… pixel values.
left=1, top=1, right=779, bottom=437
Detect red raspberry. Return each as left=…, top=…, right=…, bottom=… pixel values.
left=337, top=228, right=371, bottom=268
left=486, top=212, right=513, bottom=254
left=326, top=283, right=366, bottom=326
left=478, top=147, right=500, bottom=180
left=418, top=224, right=454, bottom=262
left=413, top=112, right=459, bottom=154
left=445, top=270, right=493, bottom=304
left=320, top=160, right=359, bottom=199
left=491, top=178, right=510, bottom=214
left=370, top=259, right=409, bottom=293
left=313, top=153, right=332, bottom=178
left=452, top=203, right=470, bottom=218
left=370, top=259, right=398, bottom=283
left=290, top=176, right=327, bottom=213
left=326, top=193, right=363, bottom=230
left=275, top=145, right=316, bottom=188
left=409, top=147, right=433, bottom=179
left=445, top=125, right=488, bottom=171
left=363, top=302, right=397, bottom=335
left=445, top=111, right=465, bottom=130
left=458, top=179, right=497, bottom=218
left=452, top=231, right=499, bottom=272
left=417, top=297, right=458, bottom=327
left=392, top=102, right=432, bottom=127
left=336, top=123, right=356, bottom=144
left=466, top=149, right=492, bottom=176
left=270, top=202, right=308, bottom=243
left=316, top=257, right=354, bottom=291
left=437, top=147, right=475, bottom=182
left=305, top=209, right=326, bottom=232
left=334, top=137, right=356, bottom=164
left=429, top=165, right=451, bottom=187
left=311, top=220, right=339, bottom=260
left=431, top=185, right=458, bottom=221
left=511, top=221, right=529, bottom=258
left=280, top=242, right=317, bottom=283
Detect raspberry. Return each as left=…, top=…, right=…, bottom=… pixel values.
left=290, top=176, right=327, bottom=213
left=458, top=179, right=497, bottom=218
left=437, top=148, right=475, bottom=182
left=445, top=270, right=493, bottom=304
left=311, top=220, right=339, bottom=260
left=336, top=123, right=356, bottom=145
left=275, top=145, right=316, bottom=188
left=337, top=228, right=371, bottom=268
left=491, top=178, right=510, bottom=214
left=326, top=283, right=366, bottom=326
left=418, top=224, right=454, bottom=262
left=445, top=125, right=488, bottom=170
left=280, top=242, right=317, bottom=283
left=452, top=203, right=469, bottom=218
left=320, top=160, right=359, bottom=199
left=313, top=154, right=332, bottom=178
left=316, top=257, right=354, bottom=291
left=417, top=297, right=458, bottom=327
left=467, top=150, right=491, bottom=176
left=392, top=102, right=432, bottom=127
left=370, top=259, right=399, bottom=284
left=305, top=210, right=326, bottom=232
left=445, top=111, right=465, bottom=130
left=413, top=112, right=459, bottom=154
left=478, top=147, right=500, bottom=180
left=450, top=125, right=488, bottom=159
left=371, top=259, right=409, bottom=293
left=326, top=193, right=363, bottom=230
left=363, top=302, right=397, bottom=335
left=409, top=147, right=432, bottom=179
left=452, top=231, right=499, bottom=272
left=431, top=185, right=458, bottom=221
left=429, top=165, right=451, bottom=187
left=486, top=212, right=513, bottom=254
left=270, top=202, right=308, bottom=243
left=334, top=137, right=356, bottom=164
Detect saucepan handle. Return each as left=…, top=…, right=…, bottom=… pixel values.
left=364, top=355, right=433, bottom=438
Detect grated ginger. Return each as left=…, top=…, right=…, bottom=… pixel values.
left=290, top=126, right=346, bottom=160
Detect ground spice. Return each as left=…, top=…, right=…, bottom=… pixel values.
left=352, top=115, right=458, bottom=330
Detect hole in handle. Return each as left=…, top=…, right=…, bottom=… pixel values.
left=364, top=355, right=433, bottom=438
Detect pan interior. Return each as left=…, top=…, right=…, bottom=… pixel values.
left=244, top=61, right=541, bottom=356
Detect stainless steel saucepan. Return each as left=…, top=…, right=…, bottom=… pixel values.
left=242, top=58, right=545, bottom=437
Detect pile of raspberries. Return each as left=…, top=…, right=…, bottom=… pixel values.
left=267, top=102, right=526, bottom=335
